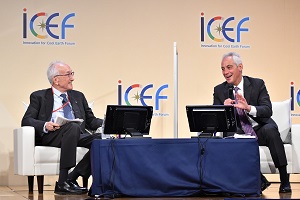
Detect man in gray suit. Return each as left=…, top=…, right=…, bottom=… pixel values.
left=22, top=61, right=103, bottom=195
left=213, top=52, right=291, bottom=193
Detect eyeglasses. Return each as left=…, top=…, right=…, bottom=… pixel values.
left=54, top=71, right=75, bottom=78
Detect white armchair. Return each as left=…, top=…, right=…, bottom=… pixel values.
left=13, top=126, right=89, bottom=193
left=260, top=99, right=300, bottom=174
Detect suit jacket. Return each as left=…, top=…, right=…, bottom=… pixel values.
left=21, top=88, right=103, bottom=145
left=213, top=76, right=277, bottom=127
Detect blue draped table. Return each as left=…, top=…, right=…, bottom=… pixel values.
left=89, top=138, right=260, bottom=197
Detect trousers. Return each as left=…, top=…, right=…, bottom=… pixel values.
left=41, top=123, right=101, bottom=178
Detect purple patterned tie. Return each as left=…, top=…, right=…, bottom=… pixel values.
left=234, top=87, right=257, bottom=138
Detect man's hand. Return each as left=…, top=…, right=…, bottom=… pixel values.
left=45, top=121, right=60, bottom=131
left=234, top=93, right=251, bottom=112
left=224, top=98, right=235, bottom=105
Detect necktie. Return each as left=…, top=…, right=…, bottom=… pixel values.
left=60, top=93, right=74, bottom=119
left=234, top=87, right=257, bottom=138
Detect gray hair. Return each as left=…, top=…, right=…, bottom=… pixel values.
left=47, top=61, right=63, bottom=85
left=222, top=52, right=243, bottom=66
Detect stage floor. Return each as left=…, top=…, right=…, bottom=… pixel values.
left=1, top=182, right=299, bottom=200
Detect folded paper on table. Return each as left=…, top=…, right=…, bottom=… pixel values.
left=233, top=133, right=256, bottom=139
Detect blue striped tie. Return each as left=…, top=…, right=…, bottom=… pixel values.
left=60, top=94, right=74, bottom=119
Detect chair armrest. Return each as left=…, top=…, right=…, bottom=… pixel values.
left=14, top=126, right=35, bottom=175
left=291, top=124, right=300, bottom=173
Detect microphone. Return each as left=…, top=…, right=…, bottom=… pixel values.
left=228, top=84, right=234, bottom=100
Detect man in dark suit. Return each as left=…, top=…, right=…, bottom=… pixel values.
left=22, top=61, right=103, bottom=195
left=213, top=52, right=291, bottom=193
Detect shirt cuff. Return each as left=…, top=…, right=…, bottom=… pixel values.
left=43, top=122, right=49, bottom=133
left=248, top=105, right=257, bottom=117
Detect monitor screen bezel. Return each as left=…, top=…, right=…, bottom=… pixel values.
left=103, top=105, right=153, bottom=137
left=186, top=105, right=237, bottom=133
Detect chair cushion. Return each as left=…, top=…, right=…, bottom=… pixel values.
left=35, top=146, right=89, bottom=164
left=271, top=99, right=291, bottom=143
left=259, top=144, right=292, bottom=173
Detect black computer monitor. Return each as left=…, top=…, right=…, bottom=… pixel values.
left=103, top=105, right=153, bottom=137
left=186, top=105, right=237, bottom=133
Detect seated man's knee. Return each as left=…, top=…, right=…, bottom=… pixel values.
left=259, top=123, right=281, bottom=141
left=61, top=123, right=81, bottom=136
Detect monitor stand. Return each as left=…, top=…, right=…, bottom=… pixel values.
left=198, top=132, right=213, bottom=138
left=124, top=128, right=151, bottom=139
left=191, top=132, right=212, bottom=138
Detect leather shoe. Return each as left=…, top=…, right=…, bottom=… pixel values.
left=66, top=179, right=88, bottom=193
left=261, top=176, right=271, bottom=192
left=54, top=181, right=85, bottom=195
left=279, top=183, right=292, bottom=193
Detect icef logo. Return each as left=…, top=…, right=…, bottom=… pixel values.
left=22, top=8, right=75, bottom=39
left=200, top=12, right=249, bottom=42
left=118, top=80, right=168, bottom=111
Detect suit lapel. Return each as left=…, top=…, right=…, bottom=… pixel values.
left=243, top=76, right=252, bottom=103
left=68, top=90, right=81, bottom=119
left=45, top=88, right=54, bottom=121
